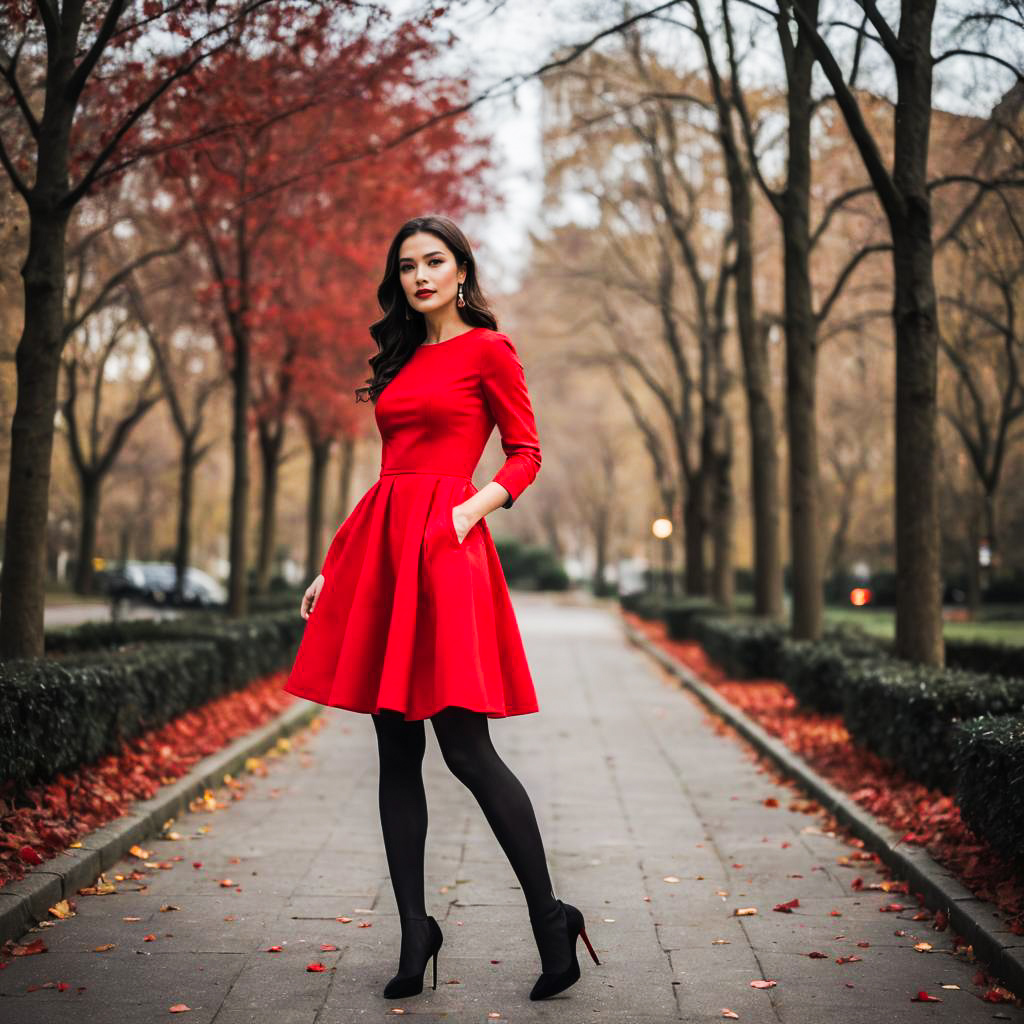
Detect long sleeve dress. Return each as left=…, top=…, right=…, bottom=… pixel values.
left=282, top=326, right=543, bottom=721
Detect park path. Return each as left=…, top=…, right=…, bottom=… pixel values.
left=1, top=592, right=1021, bottom=1023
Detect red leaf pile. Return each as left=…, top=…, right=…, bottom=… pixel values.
left=0, top=671, right=308, bottom=887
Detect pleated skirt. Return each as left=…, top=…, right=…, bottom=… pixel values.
left=282, top=468, right=540, bottom=720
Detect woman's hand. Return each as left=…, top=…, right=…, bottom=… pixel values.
left=451, top=505, right=477, bottom=545
left=301, top=574, right=325, bottom=619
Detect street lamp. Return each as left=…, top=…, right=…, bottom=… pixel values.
left=651, top=517, right=673, bottom=597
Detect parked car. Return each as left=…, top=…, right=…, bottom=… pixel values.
left=97, top=562, right=227, bottom=609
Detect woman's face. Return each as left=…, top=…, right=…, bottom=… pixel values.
left=397, top=232, right=466, bottom=317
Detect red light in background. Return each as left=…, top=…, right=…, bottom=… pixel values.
left=850, top=587, right=872, bottom=607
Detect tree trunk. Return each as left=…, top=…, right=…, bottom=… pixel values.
left=694, top=0, right=783, bottom=618
left=891, top=221, right=943, bottom=662
left=782, top=20, right=823, bottom=640
left=711, top=419, right=734, bottom=610
left=740, top=316, right=783, bottom=618
left=227, top=316, right=251, bottom=617
left=255, top=422, right=285, bottom=595
left=891, top=1, right=943, bottom=664
left=173, top=442, right=198, bottom=603
left=306, top=435, right=331, bottom=580
left=965, top=501, right=981, bottom=614
left=683, top=473, right=707, bottom=595
left=0, top=205, right=70, bottom=657
left=73, top=472, right=102, bottom=595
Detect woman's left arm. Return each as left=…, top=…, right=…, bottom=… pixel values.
left=454, top=334, right=541, bottom=536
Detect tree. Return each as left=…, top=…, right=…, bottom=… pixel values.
left=789, top=0, right=1024, bottom=662
left=0, top=0, right=371, bottom=656
left=686, top=0, right=784, bottom=618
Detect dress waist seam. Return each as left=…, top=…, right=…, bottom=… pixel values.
left=378, top=468, right=472, bottom=479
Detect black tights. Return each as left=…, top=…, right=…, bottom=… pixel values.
left=371, top=706, right=558, bottom=923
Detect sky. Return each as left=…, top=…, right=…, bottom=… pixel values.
left=386, top=0, right=607, bottom=293
left=386, top=0, right=1021, bottom=293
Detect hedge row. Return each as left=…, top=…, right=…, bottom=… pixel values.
left=838, top=660, right=1024, bottom=792
left=945, top=637, right=1024, bottom=682
left=1, top=610, right=304, bottom=789
left=953, top=714, right=1024, bottom=870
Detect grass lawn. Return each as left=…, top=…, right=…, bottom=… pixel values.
left=824, top=605, right=1024, bottom=645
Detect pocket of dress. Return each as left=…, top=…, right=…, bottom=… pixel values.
left=448, top=507, right=465, bottom=547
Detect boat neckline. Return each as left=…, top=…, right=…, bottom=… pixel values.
left=415, top=326, right=482, bottom=349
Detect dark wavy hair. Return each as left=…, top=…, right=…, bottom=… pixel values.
left=354, top=214, right=498, bottom=403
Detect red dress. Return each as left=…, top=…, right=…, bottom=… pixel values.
left=282, top=326, right=543, bottom=720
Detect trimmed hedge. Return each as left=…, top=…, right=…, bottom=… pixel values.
left=663, top=598, right=730, bottom=641
left=776, top=634, right=889, bottom=714
left=839, top=660, right=1024, bottom=791
left=44, top=611, right=304, bottom=685
left=693, top=617, right=788, bottom=679
left=2, top=610, right=305, bottom=789
left=945, top=638, right=1024, bottom=682
left=0, top=641, right=222, bottom=789
left=953, top=714, right=1024, bottom=868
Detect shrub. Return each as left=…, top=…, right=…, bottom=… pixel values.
left=662, top=598, right=730, bottom=642
left=694, top=617, right=788, bottom=679
left=839, top=660, right=1024, bottom=791
left=0, top=641, right=222, bottom=789
left=3, top=611, right=304, bottom=789
left=953, top=714, right=1024, bottom=869
left=945, top=638, right=1024, bottom=682
left=777, top=634, right=888, bottom=714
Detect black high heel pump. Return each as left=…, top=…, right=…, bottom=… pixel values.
left=528, top=899, right=601, bottom=1000
left=383, top=914, right=443, bottom=999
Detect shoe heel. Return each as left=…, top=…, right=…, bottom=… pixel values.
left=432, top=948, right=438, bottom=990
left=578, top=923, right=601, bottom=965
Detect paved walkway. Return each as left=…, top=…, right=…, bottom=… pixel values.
left=2, top=594, right=1022, bottom=1023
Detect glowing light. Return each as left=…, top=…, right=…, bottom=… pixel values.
left=651, top=518, right=673, bottom=539
left=850, top=588, right=872, bottom=607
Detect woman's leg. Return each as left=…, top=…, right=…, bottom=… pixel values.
left=430, top=706, right=559, bottom=921
left=371, top=710, right=429, bottom=922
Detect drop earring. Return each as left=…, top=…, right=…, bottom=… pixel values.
left=457, top=282, right=466, bottom=308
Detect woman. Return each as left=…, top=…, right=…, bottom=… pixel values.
left=283, top=214, right=600, bottom=1002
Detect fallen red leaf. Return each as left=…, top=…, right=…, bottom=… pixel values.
left=8, top=938, right=46, bottom=956
left=807, top=951, right=828, bottom=959
left=773, top=898, right=800, bottom=913
left=983, top=987, right=1015, bottom=1003
left=749, top=979, right=777, bottom=989
left=911, top=991, right=941, bottom=1002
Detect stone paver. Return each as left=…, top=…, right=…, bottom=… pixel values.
left=1, top=593, right=1021, bottom=1023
